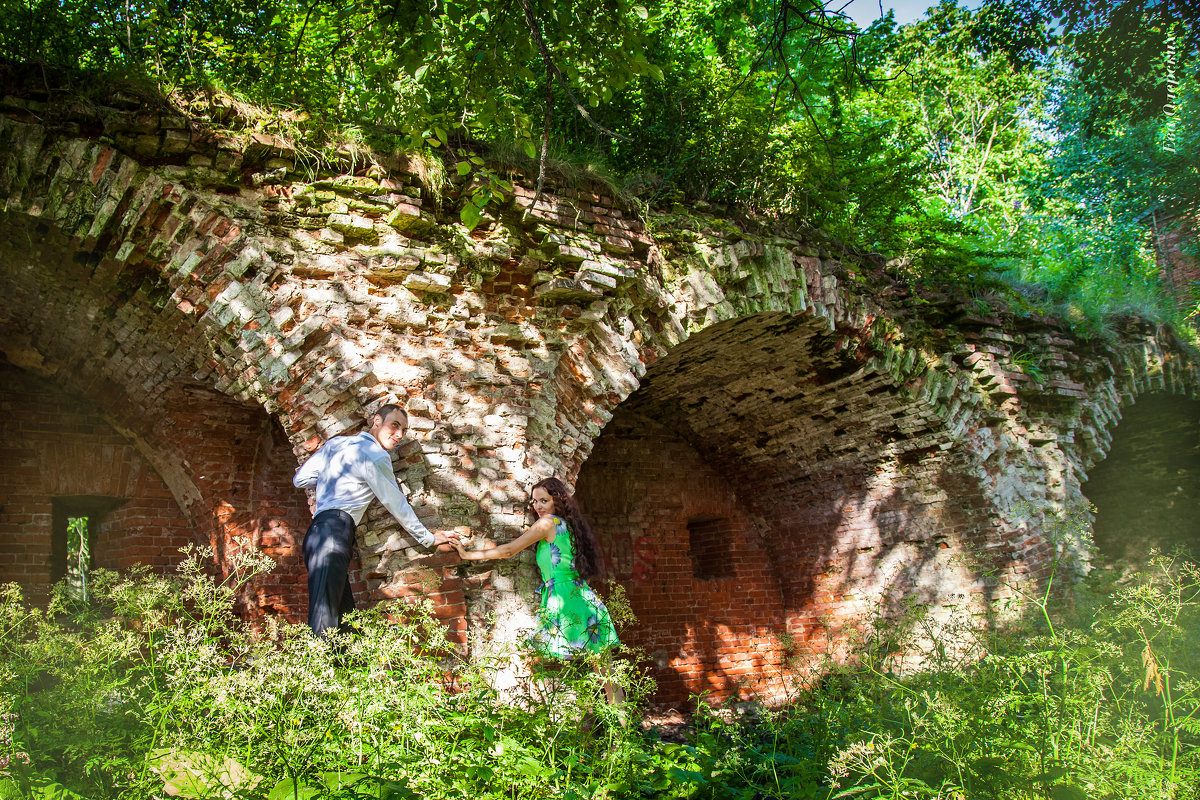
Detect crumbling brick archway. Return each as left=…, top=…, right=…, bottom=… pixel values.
left=2, top=88, right=1198, bottom=703
left=572, top=312, right=1006, bottom=704
left=0, top=132, right=368, bottom=616
left=570, top=312, right=1200, bottom=704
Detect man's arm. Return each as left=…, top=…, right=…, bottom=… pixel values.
left=362, top=457, right=439, bottom=548
left=293, top=446, right=325, bottom=489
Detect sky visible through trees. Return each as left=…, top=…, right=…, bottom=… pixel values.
left=839, top=0, right=981, bottom=27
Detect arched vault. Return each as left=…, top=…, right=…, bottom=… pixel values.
left=1, top=83, right=1196, bottom=701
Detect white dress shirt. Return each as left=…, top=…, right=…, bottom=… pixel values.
left=293, top=431, right=435, bottom=548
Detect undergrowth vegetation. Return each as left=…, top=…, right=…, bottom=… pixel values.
left=1, top=538, right=1198, bottom=799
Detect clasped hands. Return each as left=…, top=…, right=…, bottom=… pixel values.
left=432, top=528, right=490, bottom=561
left=431, top=530, right=464, bottom=548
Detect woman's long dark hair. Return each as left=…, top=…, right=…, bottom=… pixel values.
left=532, top=477, right=602, bottom=580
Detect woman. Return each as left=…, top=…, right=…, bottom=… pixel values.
left=454, top=477, right=621, bottom=698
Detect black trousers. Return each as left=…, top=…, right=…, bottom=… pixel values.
left=302, top=509, right=357, bottom=637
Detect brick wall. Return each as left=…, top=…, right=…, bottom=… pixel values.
left=0, top=362, right=192, bottom=603
left=0, top=358, right=320, bottom=617
left=156, top=384, right=319, bottom=619
left=1, top=72, right=1198, bottom=706
left=1157, top=216, right=1200, bottom=310
left=577, top=416, right=790, bottom=707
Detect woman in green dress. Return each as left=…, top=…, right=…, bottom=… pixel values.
left=453, top=477, right=622, bottom=701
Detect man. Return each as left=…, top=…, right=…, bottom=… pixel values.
left=293, top=404, right=460, bottom=636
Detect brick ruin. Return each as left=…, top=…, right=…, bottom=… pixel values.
left=1157, top=214, right=1200, bottom=312
left=1, top=77, right=1198, bottom=706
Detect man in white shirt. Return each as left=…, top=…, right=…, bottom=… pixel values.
left=293, top=404, right=462, bottom=636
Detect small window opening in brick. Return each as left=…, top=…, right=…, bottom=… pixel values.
left=64, top=515, right=92, bottom=601
left=687, top=515, right=735, bottom=580
left=51, top=497, right=124, bottom=602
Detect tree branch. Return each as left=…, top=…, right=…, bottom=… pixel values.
left=963, top=112, right=1000, bottom=216
left=531, top=63, right=554, bottom=213
left=517, top=0, right=630, bottom=143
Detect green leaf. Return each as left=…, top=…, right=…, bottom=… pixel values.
left=267, top=778, right=320, bottom=800
left=460, top=202, right=484, bottom=230
left=413, top=64, right=429, bottom=81
left=834, top=785, right=886, bottom=799
left=633, top=4, right=648, bottom=19
left=319, top=771, right=368, bottom=790
left=667, top=766, right=705, bottom=783
left=29, top=783, right=84, bottom=800
left=522, top=140, right=538, bottom=158
left=1033, top=766, right=1070, bottom=782
left=1049, top=786, right=1089, bottom=800
left=456, top=161, right=473, bottom=176
left=377, top=779, right=419, bottom=800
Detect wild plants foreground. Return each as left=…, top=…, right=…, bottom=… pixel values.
left=1, top=545, right=1197, bottom=800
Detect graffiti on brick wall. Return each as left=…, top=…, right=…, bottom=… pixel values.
left=631, top=536, right=658, bottom=582
left=597, top=529, right=659, bottom=582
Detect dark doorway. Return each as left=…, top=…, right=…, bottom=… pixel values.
left=1083, top=394, right=1200, bottom=566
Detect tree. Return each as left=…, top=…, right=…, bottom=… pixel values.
left=1040, top=0, right=1200, bottom=126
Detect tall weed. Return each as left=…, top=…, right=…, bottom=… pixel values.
left=0, top=531, right=1196, bottom=799
left=0, top=547, right=653, bottom=799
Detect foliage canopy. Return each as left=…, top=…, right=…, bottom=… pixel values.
left=3, top=0, right=1198, bottom=329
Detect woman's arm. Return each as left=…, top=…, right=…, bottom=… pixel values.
left=455, top=516, right=556, bottom=561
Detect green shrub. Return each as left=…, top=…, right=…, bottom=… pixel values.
left=1, top=537, right=1197, bottom=799
left=0, top=547, right=653, bottom=799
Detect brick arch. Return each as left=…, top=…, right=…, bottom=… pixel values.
left=527, top=236, right=975, bottom=483
left=0, top=123, right=345, bottom=614
left=0, top=120, right=380, bottom=443
left=571, top=308, right=991, bottom=705
left=0, top=112, right=478, bottom=623
left=552, top=252, right=1200, bottom=704
left=3, top=91, right=1199, bottom=691
left=1042, top=321, right=1200, bottom=567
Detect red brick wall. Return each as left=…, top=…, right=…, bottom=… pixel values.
left=0, top=362, right=322, bottom=619
left=154, top=385, right=317, bottom=620
left=576, top=422, right=791, bottom=708
left=1157, top=216, right=1200, bottom=309
left=743, top=454, right=999, bottom=657
left=0, top=363, right=193, bottom=603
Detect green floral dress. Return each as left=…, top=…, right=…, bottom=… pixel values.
left=530, top=516, right=620, bottom=658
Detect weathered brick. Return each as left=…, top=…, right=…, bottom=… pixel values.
left=1, top=94, right=1198, bottom=710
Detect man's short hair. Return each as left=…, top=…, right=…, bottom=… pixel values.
left=372, top=403, right=408, bottom=423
